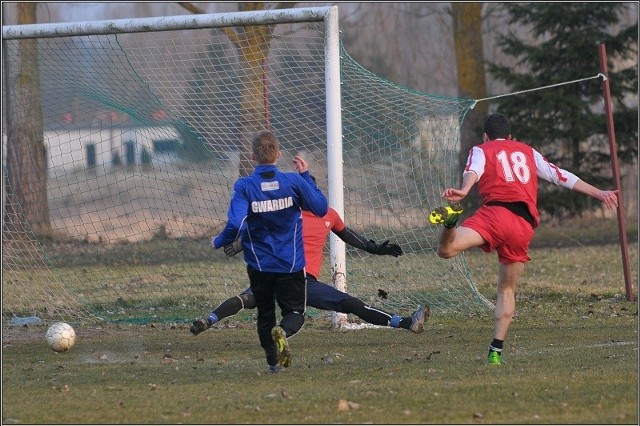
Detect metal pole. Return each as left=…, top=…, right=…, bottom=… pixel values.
left=324, top=6, right=347, bottom=328
left=598, top=43, right=635, bottom=302
left=2, top=7, right=333, bottom=39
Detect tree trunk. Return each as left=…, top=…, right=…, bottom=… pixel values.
left=452, top=3, right=487, bottom=207
left=3, top=2, right=51, bottom=239
left=178, top=2, right=289, bottom=177
left=236, top=24, right=272, bottom=177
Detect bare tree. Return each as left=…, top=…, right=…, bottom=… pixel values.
left=3, top=2, right=51, bottom=239
left=451, top=2, right=488, bottom=206
left=178, top=2, right=296, bottom=176
left=177, top=2, right=487, bottom=186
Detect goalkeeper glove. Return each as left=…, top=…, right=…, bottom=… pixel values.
left=223, top=239, right=243, bottom=257
left=368, top=240, right=403, bottom=257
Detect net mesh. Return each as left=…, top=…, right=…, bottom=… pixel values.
left=2, top=17, right=492, bottom=326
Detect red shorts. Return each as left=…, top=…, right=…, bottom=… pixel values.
left=461, top=204, right=535, bottom=264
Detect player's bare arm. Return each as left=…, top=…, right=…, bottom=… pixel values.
left=441, top=172, right=478, bottom=202
left=572, top=180, right=619, bottom=210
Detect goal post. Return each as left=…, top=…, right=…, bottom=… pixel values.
left=2, top=6, right=492, bottom=327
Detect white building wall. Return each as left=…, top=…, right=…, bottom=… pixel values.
left=41, top=125, right=180, bottom=171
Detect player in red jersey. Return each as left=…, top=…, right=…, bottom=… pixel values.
left=429, top=113, right=619, bottom=365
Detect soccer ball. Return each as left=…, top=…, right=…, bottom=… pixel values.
left=45, top=322, right=76, bottom=352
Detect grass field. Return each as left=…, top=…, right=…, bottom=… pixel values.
left=2, top=221, right=638, bottom=424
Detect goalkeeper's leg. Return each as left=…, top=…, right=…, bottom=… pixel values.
left=340, top=298, right=427, bottom=333
left=307, top=277, right=426, bottom=333
left=190, top=288, right=256, bottom=335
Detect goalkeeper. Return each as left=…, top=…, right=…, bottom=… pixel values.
left=191, top=195, right=429, bottom=340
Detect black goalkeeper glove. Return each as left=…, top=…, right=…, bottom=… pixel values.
left=368, top=240, right=403, bottom=257
left=223, top=239, right=243, bottom=257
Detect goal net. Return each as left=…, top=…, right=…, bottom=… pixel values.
left=2, top=7, right=492, bottom=326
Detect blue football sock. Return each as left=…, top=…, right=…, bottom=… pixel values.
left=389, top=315, right=402, bottom=328
left=207, top=313, right=219, bottom=325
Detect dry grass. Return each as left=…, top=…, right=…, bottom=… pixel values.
left=2, top=221, right=638, bottom=424
left=2, top=304, right=637, bottom=424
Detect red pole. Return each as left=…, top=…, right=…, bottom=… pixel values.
left=598, top=43, right=635, bottom=302
left=263, top=58, right=271, bottom=131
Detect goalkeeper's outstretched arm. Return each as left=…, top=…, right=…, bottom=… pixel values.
left=333, top=227, right=403, bottom=257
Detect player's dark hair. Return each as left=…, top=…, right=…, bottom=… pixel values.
left=483, top=113, right=511, bottom=140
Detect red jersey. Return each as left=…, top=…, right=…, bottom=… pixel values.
left=464, top=139, right=579, bottom=228
left=301, top=208, right=345, bottom=279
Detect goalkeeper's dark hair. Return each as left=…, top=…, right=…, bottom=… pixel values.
left=483, top=113, right=511, bottom=140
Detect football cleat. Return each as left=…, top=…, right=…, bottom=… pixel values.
left=488, top=349, right=502, bottom=365
left=429, top=203, right=464, bottom=227
left=271, top=326, right=291, bottom=368
left=410, top=303, right=430, bottom=334
left=190, top=318, right=210, bottom=336
left=267, top=364, right=282, bottom=374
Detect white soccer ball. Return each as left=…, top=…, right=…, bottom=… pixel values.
left=46, top=322, right=76, bottom=352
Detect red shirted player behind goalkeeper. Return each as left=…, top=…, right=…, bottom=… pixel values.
left=429, top=112, right=619, bottom=365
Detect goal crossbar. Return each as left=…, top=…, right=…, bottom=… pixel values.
left=2, top=7, right=336, bottom=39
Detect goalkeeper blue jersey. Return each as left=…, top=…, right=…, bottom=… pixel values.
left=212, top=164, right=328, bottom=273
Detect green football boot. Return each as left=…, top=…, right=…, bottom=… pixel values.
left=488, top=350, right=502, bottom=365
